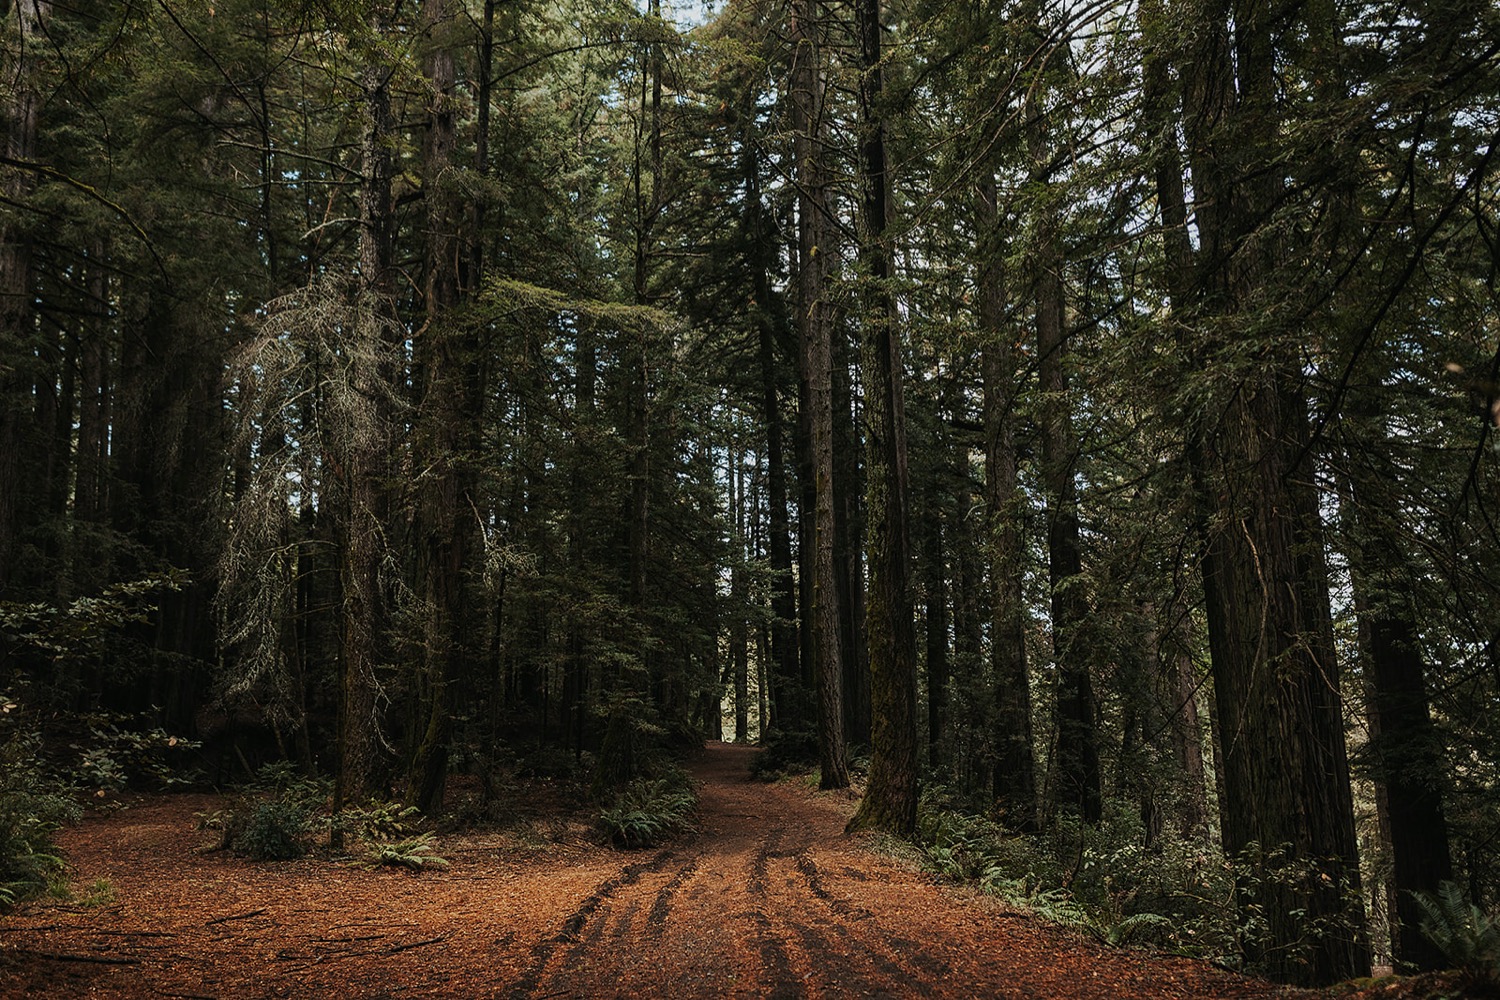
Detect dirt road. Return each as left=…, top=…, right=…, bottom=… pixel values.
left=0, top=742, right=1304, bottom=998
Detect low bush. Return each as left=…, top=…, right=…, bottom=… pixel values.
left=71, top=714, right=202, bottom=793
left=597, top=769, right=696, bottom=848
left=914, top=790, right=1245, bottom=962
left=199, top=762, right=329, bottom=861
left=0, top=711, right=80, bottom=910
left=1412, top=881, right=1500, bottom=993
left=364, top=832, right=449, bottom=870
left=749, top=729, right=820, bottom=781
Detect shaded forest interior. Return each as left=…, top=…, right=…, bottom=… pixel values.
left=0, top=0, right=1497, bottom=989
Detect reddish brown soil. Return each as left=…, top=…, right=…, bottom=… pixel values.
left=2, top=743, right=1339, bottom=998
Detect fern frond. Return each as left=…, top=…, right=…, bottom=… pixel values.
left=1411, top=881, right=1500, bottom=987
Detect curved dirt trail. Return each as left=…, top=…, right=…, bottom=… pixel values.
left=0, top=742, right=1305, bottom=999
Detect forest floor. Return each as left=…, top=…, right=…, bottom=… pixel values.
left=0, top=741, right=1446, bottom=999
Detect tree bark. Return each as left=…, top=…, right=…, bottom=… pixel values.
left=834, top=331, right=870, bottom=749
left=744, top=133, right=801, bottom=731
left=976, top=173, right=1037, bottom=832
left=1341, top=448, right=1454, bottom=971
left=1028, top=107, right=1100, bottom=824
left=408, top=0, right=479, bottom=815
left=335, top=24, right=398, bottom=824
left=788, top=0, right=848, bottom=789
left=922, top=497, right=949, bottom=772
left=846, top=0, right=918, bottom=836
left=1177, top=0, right=1369, bottom=981
left=0, top=0, right=47, bottom=598
left=731, top=443, right=750, bottom=743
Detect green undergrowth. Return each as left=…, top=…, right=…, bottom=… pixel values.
left=913, top=787, right=1366, bottom=972
left=0, top=729, right=77, bottom=909
left=1410, top=881, right=1500, bottom=995
left=749, top=729, right=820, bottom=781
left=197, top=762, right=449, bottom=869
left=596, top=764, right=697, bottom=849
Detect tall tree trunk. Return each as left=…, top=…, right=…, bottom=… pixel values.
left=1310, top=0, right=1453, bottom=967
left=1341, top=450, right=1454, bottom=970
left=788, top=0, right=848, bottom=789
left=335, top=27, right=398, bottom=827
left=834, top=331, right=870, bottom=749
left=1028, top=109, right=1100, bottom=824
left=408, top=0, right=479, bottom=815
left=596, top=0, right=665, bottom=794
left=744, top=134, right=802, bottom=733
left=950, top=475, right=985, bottom=791
left=846, top=0, right=918, bottom=836
left=1178, top=0, right=1369, bottom=982
left=976, top=173, right=1037, bottom=832
left=0, top=0, right=47, bottom=599
left=1141, top=0, right=1208, bottom=842
left=922, top=497, right=949, bottom=772
left=565, top=322, right=597, bottom=756
left=731, top=443, right=750, bottom=743
left=1159, top=606, right=1209, bottom=838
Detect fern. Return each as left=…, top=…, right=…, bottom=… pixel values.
left=364, top=832, right=449, bottom=871
left=1090, top=911, right=1175, bottom=947
left=597, top=777, right=696, bottom=848
left=1410, top=881, right=1500, bottom=990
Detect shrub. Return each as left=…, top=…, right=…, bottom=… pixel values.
left=749, top=729, right=820, bottom=781
left=201, top=762, right=329, bottom=861
left=364, top=832, right=449, bottom=870
left=234, top=799, right=314, bottom=860
left=1411, top=881, right=1500, bottom=993
left=0, top=715, right=79, bottom=910
left=914, top=791, right=1242, bottom=961
left=597, top=772, right=696, bottom=849
left=336, top=799, right=421, bottom=842
left=71, top=716, right=202, bottom=792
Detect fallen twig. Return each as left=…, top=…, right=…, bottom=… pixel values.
left=23, top=950, right=141, bottom=965
left=94, top=929, right=178, bottom=938
left=206, top=908, right=266, bottom=926
left=385, top=934, right=447, bottom=955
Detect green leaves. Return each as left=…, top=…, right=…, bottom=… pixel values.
left=0, top=572, right=184, bottom=667
left=596, top=773, right=696, bottom=849
left=1411, top=881, right=1500, bottom=987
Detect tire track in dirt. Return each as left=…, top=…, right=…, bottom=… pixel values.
left=790, top=847, right=940, bottom=992
left=506, top=848, right=677, bottom=998
left=745, top=827, right=804, bottom=999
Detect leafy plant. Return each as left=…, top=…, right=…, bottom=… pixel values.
left=914, top=791, right=1254, bottom=963
left=336, top=799, right=420, bottom=842
left=70, top=717, right=201, bottom=793
left=1411, top=881, right=1500, bottom=993
left=0, top=716, right=79, bottom=910
left=236, top=799, right=314, bottom=860
left=201, top=762, right=330, bottom=861
left=749, top=730, right=820, bottom=781
left=597, top=774, right=696, bottom=849
left=1089, top=911, right=1176, bottom=947
left=77, top=877, right=116, bottom=907
left=364, top=832, right=449, bottom=870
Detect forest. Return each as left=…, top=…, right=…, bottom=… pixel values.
left=0, top=0, right=1497, bottom=991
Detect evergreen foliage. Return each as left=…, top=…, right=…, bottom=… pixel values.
left=1410, top=882, right=1500, bottom=992
left=596, top=767, right=697, bottom=849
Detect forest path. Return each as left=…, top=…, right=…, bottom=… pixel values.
left=0, top=742, right=1307, bottom=999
